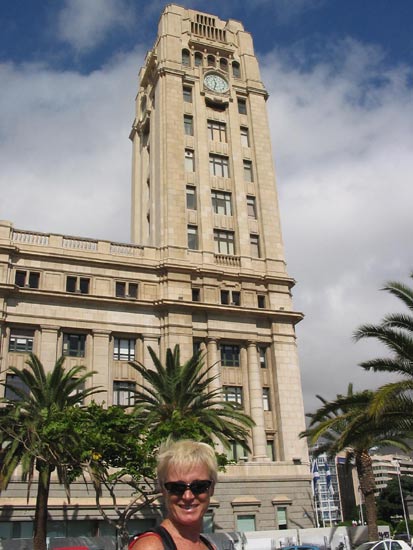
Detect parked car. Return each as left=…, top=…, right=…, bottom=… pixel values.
left=356, top=540, right=411, bottom=550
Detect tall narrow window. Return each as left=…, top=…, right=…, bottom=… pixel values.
left=211, top=190, right=232, bottom=215
left=250, top=234, right=260, bottom=258
left=266, top=440, right=276, bottom=461
left=237, top=98, right=247, bottom=115
left=184, top=115, right=193, bottom=136
left=207, top=120, right=226, bottom=142
left=220, top=58, right=228, bottom=72
left=186, top=186, right=197, bottom=210
left=247, top=196, right=257, bottom=218
left=194, top=52, right=203, bottom=67
left=224, top=386, right=243, bottom=406
left=209, top=154, right=229, bottom=178
left=257, top=294, right=266, bottom=309
left=232, top=61, right=241, bottom=78
left=240, top=127, right=250, bottom=147
left=277, top=507, right=288, bottom=530
left=187, top=225, right=198, bottom=250
left=259, top=346, right=267, bottom=368
left=63, top=333, right=86, bottom=357
left=263, top=388, right=271, bottom=411
left=226, top=441, right=248, bottom=462
left=182, top=49, right=190, bottom=66
left=207, top=55, right=215, bottom=67
left=192, top=288, right=201, bottom=302
left=214, top=230, right=235, bottom=255
left=243, top=160, right=253, bottom=182
left=113, top=337, right=136, bottom=361
left=113, top=381, right=135, bottom=406
left=185, top=149, right=195, bottom=172
left=183, top=86, right=192, bottom=103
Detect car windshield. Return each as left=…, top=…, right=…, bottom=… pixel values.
left=357, top=543, right=377, bottom=550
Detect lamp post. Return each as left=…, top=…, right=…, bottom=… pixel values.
left=393, top=460, right=411, bottom=540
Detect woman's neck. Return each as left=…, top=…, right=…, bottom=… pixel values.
left=162, top=517, right=202, bottom=543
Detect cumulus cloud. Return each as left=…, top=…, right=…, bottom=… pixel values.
left=57, top=0, right=134, bottom=52
left=261, top=39, right=413, bottom=410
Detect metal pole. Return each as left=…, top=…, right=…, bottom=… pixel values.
left=394, top=460, right=411, bottom=540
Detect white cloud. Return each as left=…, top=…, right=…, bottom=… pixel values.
left=57, top=0, right=133, bottom=52
left=261, top=39, right=413, bottom=411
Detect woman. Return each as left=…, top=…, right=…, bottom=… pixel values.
left=130, top=439, right=217, bottom=550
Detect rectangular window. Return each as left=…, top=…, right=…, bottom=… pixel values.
left=257, top=294, right=266, bottom=308
left=224, top=385, right=243, bottom=406
left=184, top=115, right=193, bottom=136
left=186, top=186, right=197, bottom=210
left=237, top=515, right=256, bottom=532
left=263, top=388, right=271, bottom=411
left=277, top=507, right=288, bottom=530
left=214, top=230, right=235, bottom=255
left=116, top=282, right=138, bottom=298
left=259, top=346, right=267, bottom=368
left=226, top=441, right=248, bottom=462
left=250, top=234, right=260, bottom=258
left=15, top=270, right=40, bottom=289
left=113, top=337, right=136, bottom=361
left=207, top=120, right=227, bottom=142
left=240, top=126, right=250, bottom=147
left=9, top=329, right=34, bottom=353
left=192, top=288, right=201, bottom=302
left=183, top=86, right=192, bottom=103
left=237, top=98, right=247, bottom=115
left=247, top=196, right=257, bottom=218
left=211, top=190, right=232, bottom=215
left=4, top=374, right=29, bottom=402
left=63, top=333, right=86, bottom=357
left=267, top=440, right=275, bottom=461
left=185, top=149, right=195, bottom=172
left=66, top=276, right=90, bottom=294
left=113, top=381, right=135, bottom=406
left=209, top=154, right=229, bottom=178
left=221, top=290, right=241, bottom=306
left=187, top=225, right=198, bottom=250
left=220, top=344, right=240, bottom=367
left=243, top=160, right=253, bottom=182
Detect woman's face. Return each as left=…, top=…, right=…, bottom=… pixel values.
left=163, top=462, right=214, bottom=529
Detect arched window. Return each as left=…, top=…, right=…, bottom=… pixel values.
left=220, top=58, right=228, bottom=72
left=194, top=52, right=203, bottom=67
left=207, top=55, right=215, bottom=67
left=232, top=61, right=241, bottom=78
left=182, top=49, right=190, bottom=66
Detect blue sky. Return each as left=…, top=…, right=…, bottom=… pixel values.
left=1, top=0, right=413, bottom=411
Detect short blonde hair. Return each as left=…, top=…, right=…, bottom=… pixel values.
left=157, top=439, right=218, bottom=486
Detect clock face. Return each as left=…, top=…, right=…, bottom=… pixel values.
left=204, top=73, right=229, bottom=93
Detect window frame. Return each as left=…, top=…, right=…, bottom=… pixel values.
left=4, top=373, right=29, bottom=402
left=240, top=126, right=250, bottom=147
left=263, top=387, right=271, bottom=411
left=243, top=159, right=253, bottom=182
left=15, top=270, right=40, bottom=289
left=187, top=225, right=198, bottom=250
left=113, top=380, right=136, bottom=407
left=184, top=114, right=194, bottom=136
left=237, top=98, right=247, bottom=115
left=247, top=196, right=257, bottom=218
left=207, top=120, right=227, bottom=143
left=63, top=333, right=86, bottom=358
left=250, top=234, right=261, bottom=258
left=224, top=385, right=243, bottom=406
left=214, top=229, right=235, bottom=255
left=211, top=190, right=232, bottom=216
left=186, top=185, right=197, bottom=210
left=183, top=86, right=192, bottom=103
left=185, top=149, right=195, bottom=172
left=9, top=329, right=34, bottom=353
left=66, top=275, right=90, bottom=294
left=182, top=49, right=190, bottom=66
left=113, top=337, right=136, bottom=361
left=232, top=61, right=241, bottom=78
left=209, top=154, right=229, bottom=178
left=220, top=343, right=240, bottom=367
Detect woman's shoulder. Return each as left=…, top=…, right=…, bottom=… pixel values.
left=129, top=531, right=165, bottom=550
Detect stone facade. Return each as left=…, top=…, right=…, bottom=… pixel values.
left=0, top=4, right=312, bottom=537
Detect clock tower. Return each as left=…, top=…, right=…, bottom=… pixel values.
left=129, top=4, right=312, bottom=530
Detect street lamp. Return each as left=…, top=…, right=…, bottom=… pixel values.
left=392, top=460, right=411, bottom=540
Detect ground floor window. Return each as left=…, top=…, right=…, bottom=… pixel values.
left=236, top=514, right=256, bottom=532
left=277, top=506, right=288, bottom=529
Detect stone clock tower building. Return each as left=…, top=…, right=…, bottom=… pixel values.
left=0, top=4, right=312, bottom=536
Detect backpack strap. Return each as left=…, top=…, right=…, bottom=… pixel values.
left=200, top=535, right=216, bottom=550
left=128, top=526, right=177, bottom=550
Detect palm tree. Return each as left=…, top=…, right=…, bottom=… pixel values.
left=0, top=353, right=100, bottom=550
left=353, top=273, right=413, bottom=422
left=129, top=345, right=254, bottom=449
left=300, top=384, right=410, bottom=541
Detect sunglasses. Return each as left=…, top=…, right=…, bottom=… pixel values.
left=164, top=480, right=212, bottom=496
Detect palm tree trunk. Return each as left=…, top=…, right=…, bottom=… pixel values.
left=33, top=465, right=52, bottom=550
left=355, top=450, right=378, bottom=541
